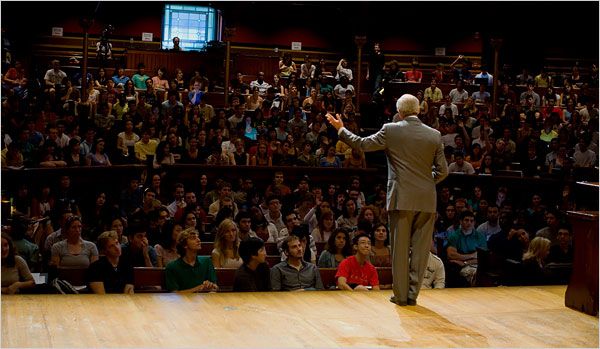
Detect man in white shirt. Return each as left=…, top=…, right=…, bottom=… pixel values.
left=249, top=72, right=271, bottom=97
left=44, top=59, right=67, bottom=93
left=573, top=138, right=597, bottom=168
left=264, top=196, right=286, bottom=235
left=167, top=183, right=186, bottom=219
left=439, top=96, right=459, bottom=118
left=448, top=80, right=469, bottom=103
left=420, top=252, right=445, bottom=289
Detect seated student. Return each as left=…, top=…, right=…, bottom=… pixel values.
left=165, top=228, right=218, bottom=293
left=370, top=223, right=391, bottom=267
left=317, top=228, right=352, bottom=269
left=488, top=219, right=531, bottom=263
left=271, top=235, right=324, bottom=291
left=547, top=223, right=573, bottom=264
left=521, top=237, right=552, bottom=285
left=50, top=215, right=99, bottom=268
left=446, top=210, right=487, bottom=286
left=336, top=234, right=380, bottom=291
left=211, top=219, right=243, bottom=269
left=233, top=237, right=271, bottom=292
left=1, top=233, right=35, bottom=294
left=120, top=221, right=158, bottom=267
left=87, top=231, right=134, bottom=294
left=8, top=214, right=41, bottom=270
left=155, top=221, right=183, bottom=268
left=235, top=211, right=259, bottom=241
left=280, top=224, right=318, bottom=265
left=420, top=251, right=446, bottom=289
left=448, top=152, right=476, bottom=175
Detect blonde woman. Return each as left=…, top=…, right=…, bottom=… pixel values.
left=211, top=219, right=242, bottom=268
left=521, top=237, right=551, bottom=285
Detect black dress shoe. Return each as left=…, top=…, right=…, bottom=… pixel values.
left=407, top=298, right=417, bottom=306
left=389, top=296, right=408, bottom=306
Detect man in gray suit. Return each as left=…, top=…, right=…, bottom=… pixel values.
left=327, top=94, right=448, bottom=306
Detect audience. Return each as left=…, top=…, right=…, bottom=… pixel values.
left=1, top=50, right=596, bottom=295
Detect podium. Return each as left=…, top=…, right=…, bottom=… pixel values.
left=565, top=182, right=599, bottom=316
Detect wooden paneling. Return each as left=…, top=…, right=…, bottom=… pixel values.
left=125, top=50, right=210, bottom=78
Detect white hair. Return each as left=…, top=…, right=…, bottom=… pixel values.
left=396, top=94, right=420, bottom=117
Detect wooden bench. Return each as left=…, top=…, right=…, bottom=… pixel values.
left=57, top=267, right=88, bottom=287
left=133, top=267, right=166, bottom=293
left=133, top=266, right=394, bottom=292
left=319, top=268, right=338, bottom=290
left=199, top=242, right=214, bottom=256
left=377, top=267, right=393, bottom=286
left=265, top=242, right=279, bottom=255
left=266, top=255, right=282, bottom=267
left=132, top=267, right=238, bottom=292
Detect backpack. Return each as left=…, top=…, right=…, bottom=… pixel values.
left=51, top=278, right=79, bottom=294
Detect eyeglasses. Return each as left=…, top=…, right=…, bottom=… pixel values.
left=65, top=215, right=82, bottom=224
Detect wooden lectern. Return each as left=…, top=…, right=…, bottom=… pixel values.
left=565, top=182, right=599, bottom=316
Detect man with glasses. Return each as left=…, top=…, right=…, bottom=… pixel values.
left=336, top=234, right=380, bottom=291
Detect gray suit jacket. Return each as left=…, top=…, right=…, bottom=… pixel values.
left=339, top=115, right=448, bottom=213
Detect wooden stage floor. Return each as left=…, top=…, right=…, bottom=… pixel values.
left=1, top=285, right=598, bottom=348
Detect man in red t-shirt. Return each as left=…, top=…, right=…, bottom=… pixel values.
left=336, top=234, right=380, bottom=291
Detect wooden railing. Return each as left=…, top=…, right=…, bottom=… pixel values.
left=3, top=164, right=586, bottom=216
left=131, top=266, right=393, bottom=292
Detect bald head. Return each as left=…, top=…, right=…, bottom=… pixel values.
left=396, top=94, right=420, bottom=119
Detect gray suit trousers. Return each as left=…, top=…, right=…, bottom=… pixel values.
left=388, top=210, right=436, bottom=302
